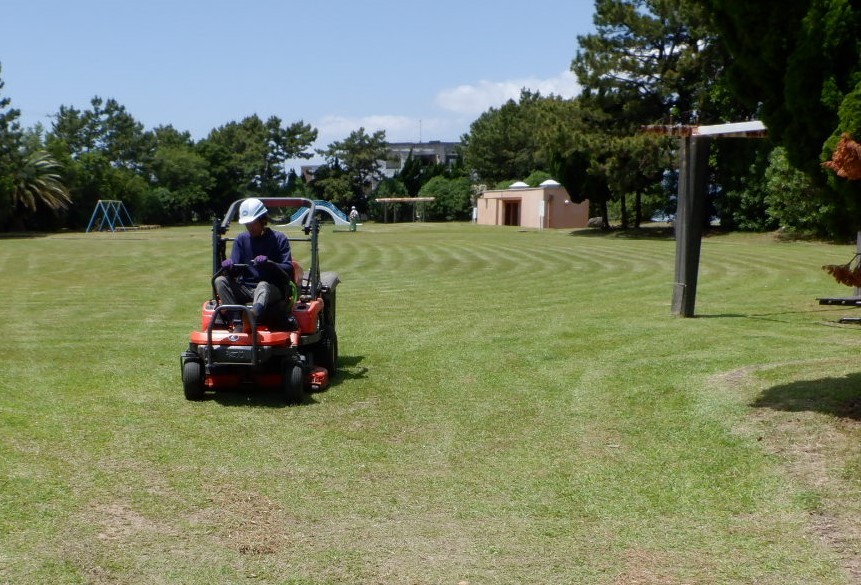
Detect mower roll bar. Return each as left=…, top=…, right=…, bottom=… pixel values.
left=219, top=197, right=317, bottom=232
left=211, top=197, right=323, bottom=300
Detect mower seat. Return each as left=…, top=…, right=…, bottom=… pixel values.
left=291, top=260, right=303, bottom=286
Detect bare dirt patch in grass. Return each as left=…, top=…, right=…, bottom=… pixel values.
left=613, top=548, right=687, bottom=585
left=185, top=483, right=482, bottom=582
left=190, top=486, right=294, bottom=556
left=92, top=502, right=166, bottom=542
left=63, top=500, right=180, bottom=584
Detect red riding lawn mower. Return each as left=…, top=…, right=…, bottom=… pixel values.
left=181, top=198, right=340, bottom=404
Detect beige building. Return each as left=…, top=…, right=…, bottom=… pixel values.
left=476, top=180, right=589, bottom=229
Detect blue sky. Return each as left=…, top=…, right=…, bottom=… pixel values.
left=2, top=0, right=596, bottom=164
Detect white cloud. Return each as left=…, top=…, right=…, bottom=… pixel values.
left=435, top=70, right=581, bottom=115
left=315, top=114, right=466, bottom=145
left=288, top=71, right=582, bottom=169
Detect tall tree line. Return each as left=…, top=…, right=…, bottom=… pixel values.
left=0, top=74, right=472, bottom=230
left=461, top=0, right=855, bottom=238
left=4, top=0, right=861, bottom=235
left=0, top=81, right=325, bottom=231
left=698, top=0, right=861, bottom=239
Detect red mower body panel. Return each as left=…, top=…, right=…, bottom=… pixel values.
left=292, top=299, right=323, bottom=334
left=190, top=327, right=293, bottom=348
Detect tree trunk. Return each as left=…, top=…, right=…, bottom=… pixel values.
left=601, top=199, right=611, bottom=229
left=620, top=193, right=628, bottom=229
left=634, top=191, right=643, bottom=228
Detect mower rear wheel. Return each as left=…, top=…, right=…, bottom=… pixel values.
left=315, top=327, right=338, bottom=376
left=283, top=363, right=305, bottom=405
left=182, top=360, right=205, bottom=401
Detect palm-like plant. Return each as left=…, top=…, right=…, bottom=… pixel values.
left=11, top=150, right=71, bottom=212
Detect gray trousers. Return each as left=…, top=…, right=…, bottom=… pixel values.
left=214, top=276, right=281, bottom=314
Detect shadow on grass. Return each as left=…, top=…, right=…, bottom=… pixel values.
left=694, top=308, right=849, bottom=323
left=210, top=354, right=368, bottom=408
left=0, top=232, right=51, bottom=239
left=566, top=227, right=674, bottom=240
left=565, top=225, right=746, bottom=241
left=334, top=354, right=369, bottom=383
left=752, top=372, right=861, bottom=420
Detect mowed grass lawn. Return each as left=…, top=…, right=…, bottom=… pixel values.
left=2, top=221, right=861, bottom=584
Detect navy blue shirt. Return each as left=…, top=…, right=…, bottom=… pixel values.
left=230, top=228, right=292, bottom=287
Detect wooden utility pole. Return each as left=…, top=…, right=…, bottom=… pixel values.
left=644, top=121, right=768, bottom=317
left=672, top=135, right=711, bottom=316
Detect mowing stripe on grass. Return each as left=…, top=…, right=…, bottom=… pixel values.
left=1, top=224, right=857, bottom=584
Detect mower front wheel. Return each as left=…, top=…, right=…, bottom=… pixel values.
left=182, top=360, right=205, bottom=401
left=283, top=363, right=305, bottom=405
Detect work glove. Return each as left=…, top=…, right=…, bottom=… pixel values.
left=253, top=255, right=268, bottom=265
left=221, top=259, right=234, bottom=270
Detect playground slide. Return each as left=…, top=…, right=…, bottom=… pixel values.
left=284, top=201, right=350, bottom=227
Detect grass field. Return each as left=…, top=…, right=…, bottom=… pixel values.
left=2, top=222, right=860, bottom=584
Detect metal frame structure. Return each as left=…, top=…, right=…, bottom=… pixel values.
left=85, top=200, right=135, bottom=233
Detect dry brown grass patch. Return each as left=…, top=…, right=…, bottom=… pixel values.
left=712, top=360, right=861, bottom=583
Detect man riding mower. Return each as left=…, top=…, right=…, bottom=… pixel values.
left=181, top=197, right=340, bottom=404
